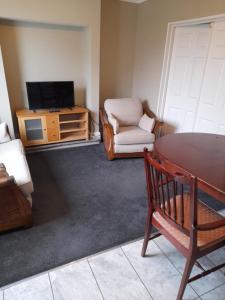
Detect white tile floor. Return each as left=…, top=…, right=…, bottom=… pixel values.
left=1, top=235, right=225, bottom=300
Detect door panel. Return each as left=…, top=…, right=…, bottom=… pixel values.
left=163, top=25, right=211, bottom=134
left=188, top=58, right=207, bottom=98
left=194, top=22, right=225, bottom=135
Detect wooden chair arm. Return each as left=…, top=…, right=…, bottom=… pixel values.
left=153, top=120, right=164, bottom=136
left=100, top=108, right=109, bottom=125
left=100, top=109, right=114, bottom=134
left=143, top=107, right=156, bottom=119
left=100, top=109, right=114, bottom=160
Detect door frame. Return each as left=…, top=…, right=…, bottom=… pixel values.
left=157, top=13, right=225, bottom=119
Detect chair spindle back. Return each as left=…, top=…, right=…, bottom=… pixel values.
left=144, top=149, right=197, bottom=235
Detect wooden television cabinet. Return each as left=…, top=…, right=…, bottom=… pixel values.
left=16, top=107, right=89, bottom=147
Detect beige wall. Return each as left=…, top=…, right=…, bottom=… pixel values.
left=132, top=0, right=225, bottom=114
left=100, top=0, right=137, bottom=107
left=0, top=0, right=100, bottom=134
left=3, top=0, right=225, bottom=136
left=0, top=22, right=88, bottom=113
left=0, top=47, right=14, bottom=137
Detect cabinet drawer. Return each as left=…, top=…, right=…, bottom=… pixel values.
left=47, top=129, right=59, bottom=142
left=46, top=116, right=58, bottom=129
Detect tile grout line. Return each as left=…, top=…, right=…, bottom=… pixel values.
left=87, top=259, right=105, bottom=300
left=204, top=253, right=225, bottom=277
left=47, top=272, right=55, bottom=300
left=120, top=246, right=154, bottom=300
left=0, top=236, right=144, bottom=291
left=152, top=240, right=201, bottom=298
left=199, top=282, right=225, bottom=298
left=154, top=239, right=225, bottom=298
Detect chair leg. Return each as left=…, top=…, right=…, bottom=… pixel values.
left=176, top=256, right=195, bottom=300
left=141, top=212, right=153, bottom=257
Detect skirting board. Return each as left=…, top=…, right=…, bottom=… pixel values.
left=26, top=136, right=100, bottom=153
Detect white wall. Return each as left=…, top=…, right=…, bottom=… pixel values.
left=0, top=0, right=100, bottom=134
left=132, top=0, right=225, bottom=114
left=0, top=47, right=14, bottom=137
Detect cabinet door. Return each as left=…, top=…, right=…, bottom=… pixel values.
left=20, top=116, right=47, bottom=146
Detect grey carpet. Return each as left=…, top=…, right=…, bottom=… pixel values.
left=0, top=144, right=224, bottom=287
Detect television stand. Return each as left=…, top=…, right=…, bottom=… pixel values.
left=49, top=108, right=60, bottom=113
left=16, top=107, right=89, bottom=147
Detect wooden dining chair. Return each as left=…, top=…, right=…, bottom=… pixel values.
left=142, top=149, right=225, bottom=300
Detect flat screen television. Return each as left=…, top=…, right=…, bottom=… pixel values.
left=26, top=81, right=75, bottom=110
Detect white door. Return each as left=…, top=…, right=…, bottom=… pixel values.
left=194, top=22, right=225, bottom=135
left=163, top=25, right=211, bottom=134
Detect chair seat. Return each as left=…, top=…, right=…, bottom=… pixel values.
left=114, top=126, right=155, bottom=145
left=153, top=194, right=225, bottom=250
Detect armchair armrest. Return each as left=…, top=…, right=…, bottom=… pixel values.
left=143, top=107, right=164, bottom=138
left=100, top=109, right=114, bottom=160
left=0, top=163, right=14, bottom=187
left=100, top=109, right=110, bottom=126
left=153, top=120, right=164, bottom=137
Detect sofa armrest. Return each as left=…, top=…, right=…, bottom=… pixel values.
left=0, top=163, right=15, bottom=187
left=100, top=109, right=115, bottom=160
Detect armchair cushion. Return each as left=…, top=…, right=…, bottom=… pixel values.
left=114, top=126, right=155, bottom=145
left=0, top=122, right=11, bottom=143
left=108, top=114, right=119, bottom=134
left=104, top=98, right=143, bottom=126
left=139, top=114, right=155, bottom=132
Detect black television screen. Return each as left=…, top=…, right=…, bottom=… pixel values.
left=26, top=81, right=75, bottom=110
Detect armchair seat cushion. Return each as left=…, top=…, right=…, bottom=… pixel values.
left=114, top=126, right=155, bottom=145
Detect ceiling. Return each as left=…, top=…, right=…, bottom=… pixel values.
left=120, top=0, right=147, bottom=4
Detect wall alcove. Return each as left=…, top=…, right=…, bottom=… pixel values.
left=0, top=19, right=90, bottom=135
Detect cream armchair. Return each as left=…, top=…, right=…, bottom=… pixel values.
left=100, top=98, right=163, bottom=160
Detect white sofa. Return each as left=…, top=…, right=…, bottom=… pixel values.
left=0, top=124, right=33, bottom=204
left=100, top=98, right=163, bottom=160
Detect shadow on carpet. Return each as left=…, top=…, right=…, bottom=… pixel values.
left=0, top=144, right=224, bottom=287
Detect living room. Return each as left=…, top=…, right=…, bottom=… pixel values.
left=0, top=0, right=225, bottom=299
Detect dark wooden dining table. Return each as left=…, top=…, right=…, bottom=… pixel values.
left=154, top=133, right=225, bottom=204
